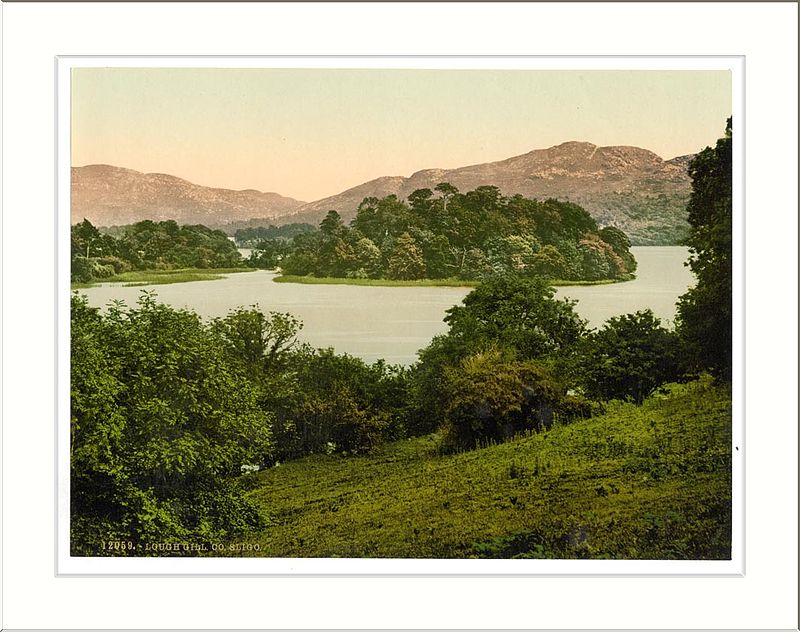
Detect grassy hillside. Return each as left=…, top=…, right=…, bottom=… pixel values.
left=238, top=377, right=731, bottom=559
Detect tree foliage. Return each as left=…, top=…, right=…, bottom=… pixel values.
left=71, top=219, right=244, bottom=283
left=442, top=275, right=588, bottom=360
left=676, top=119, right=732, bottom=381
left=440, top=350, right=568, bottom=451
left=260, top=185, right=636, bottom=282
left=264, top=348, right=408, bottom=459
left=71, top=293, right=272, bottom=554
left=576, top=310, right=683, bottom=404
left=234, top=223, right=315, bottom=246
left=408, top=275, right=590, bottom=444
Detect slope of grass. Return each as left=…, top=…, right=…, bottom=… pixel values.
left=239, top=377, right=731, bottom=559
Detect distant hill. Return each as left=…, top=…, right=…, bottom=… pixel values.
left=71, top=164, right=305, bottom=227
left=72, top=141, right=694, bottom=244
left=284, top=142, right=694, bottom=245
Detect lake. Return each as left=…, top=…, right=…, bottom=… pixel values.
left=79, top=246, right=693, bottom=365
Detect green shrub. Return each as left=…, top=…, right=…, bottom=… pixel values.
left=70, top=293, right=273, bottom=555
left=440, top=350, right=564, bottom=451
left=71, top=257, right=94, bottom=283
left=576, top=309, right=684, bottom=403
left=97, top=255, right=132, bottom=274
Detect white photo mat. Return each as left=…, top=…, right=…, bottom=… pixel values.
left=2, top=2, right=797, bottom=629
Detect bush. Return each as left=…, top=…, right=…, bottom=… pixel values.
left=97, top=255, right=132, bottom=274
left=264, top=348, right=409, bottom=460
left=70, top=292, right=273, bottom=555
left=71, top=257, right=94, bottom=283
left=576, top=309, right=684, bottom=404
left=90, top=261, right=116, bottom=279
left=440, top=350, right=565, bottom=451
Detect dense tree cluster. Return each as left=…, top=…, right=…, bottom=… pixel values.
left=248, top=185, right=637, bottom=282
left=409, top=276, right=594, bottom=449
left=208, top=306, right=410, bottom=460
left=71, top=261, right=697, bottom=552
left=71, top=293, right=272, bottom=554
left=407, top=277, right=688, bottom=450
left=234, top=223, right=315, bottom=247
left=71, top=219, right=243, bottom=283
left=575, top=310, right=683, bottom=404
left=676, top=119, right=733, bottom=381
left=71, top=293, right=409, bottom=554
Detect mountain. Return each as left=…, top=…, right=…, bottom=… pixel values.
left=72, top=141, right=694, bottom=245
left=283, top=142, right=694, bottom=245
left=71, top=165, right=305, bottom=228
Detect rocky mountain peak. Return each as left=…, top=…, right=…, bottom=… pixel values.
left=72, top=140, right=696, bottom=244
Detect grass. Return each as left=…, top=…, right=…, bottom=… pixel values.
left=234, top=377, right=731, bottom=559
left=273, top=275, right=479, bottom=287
left=71, top=267, right=256, bottom=289
left=547, top=275, right=633, bottom=287
left=273, top=274, right=634, bottom=288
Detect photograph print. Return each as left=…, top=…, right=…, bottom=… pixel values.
left=64, top=61, right=737, bottom=567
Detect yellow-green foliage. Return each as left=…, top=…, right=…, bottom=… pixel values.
left=71, top=267, right=255, bottom=288
left=237, top=377, right=731, bottom=559
left=273, top=275, right=478, bottom=287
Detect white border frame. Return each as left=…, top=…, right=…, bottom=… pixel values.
left=2, top=3, right=796, bottom=628
left=56, top=55, right=744, bottom=577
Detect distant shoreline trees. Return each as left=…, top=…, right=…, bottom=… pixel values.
left=71, top=186, right=637, bottom=286
left=71, top=219, right=243, bottom=283
left=247, top=185, right=637, bottom=284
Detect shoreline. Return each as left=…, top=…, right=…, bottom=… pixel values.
left=71, top=267, right=256, bottom=289
left=272, top=273, right=635, bottom=288
left=71, top=268, right=636, bottom=290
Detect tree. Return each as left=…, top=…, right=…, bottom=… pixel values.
left=387, top=232, right=426, bottom=280
left=530, top=244, right=569, bottom=279
left=354, top=237, right=383, bottom=277
left=442, top=275, right=587, bottom=360
left=434, top=182, right=458, bottom=209
left=319, top=210, right=345, bottom=237
left=577, top=236, right=617, bottom=280
left=676, top=119, right=732, bottom=380
left=72, top=218, right=102, bottom=259
left=71, top=219, right=120, bottom=281
left=576, top=310, right=683, bottom=404
left=265, top=347, right=408, bottom=459
left=408, top=276, right=587, bottom=435
left=599, top=226, right=637, bottom=274
left=407, top=188, right=434, bottom=220
left=441, top=350, right=563, bottom=451
left=211, top=306, right=302, bottom=373
left=280, top=230, right=321, bottom=275
left=486, top=234, right=536, bottom=275
left=248, top=238, right=291, bottom=269
left=70, top=293, right=273, bottom=554
left=459, top=247, right=492, bottom=280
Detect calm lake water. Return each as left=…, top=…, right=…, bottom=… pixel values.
left=79, top=246, right=693, bottom=365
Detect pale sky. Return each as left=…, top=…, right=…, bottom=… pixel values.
left=72, top=68, right=731, bottom=202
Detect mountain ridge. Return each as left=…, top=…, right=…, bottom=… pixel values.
left=278, top=141, right=693, bottom=244
left=71, top=164, right=307, bottom=227
left=72, top=141, right=695, bottom=244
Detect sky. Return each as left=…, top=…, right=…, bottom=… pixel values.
left=72, top=68, right=731, bottom=202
